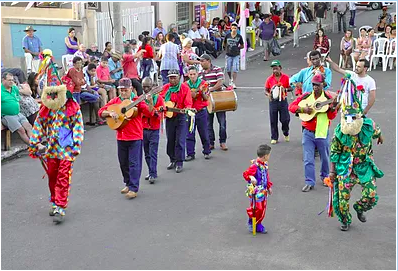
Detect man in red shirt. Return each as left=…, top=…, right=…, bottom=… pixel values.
left=264, top=60, right=291, bottom=144
left=96, top=56, right=117, bottom=100
left=160, top=69, right=193, bottom=173
left=288, top=73, right=338, bottom=192
left=122, top=45, right=144, bottom=96
left=98, top=78, right=154, bottom=199
left=183, top=66, right=211, bottom=161
left=142, top=77, right=164, bottom=184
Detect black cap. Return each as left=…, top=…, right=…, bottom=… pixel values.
left=167, top=69, right=180, bottom=77
left=199, top=54, right=211, bottom=61
left=130, top=39, right=137, bottom=45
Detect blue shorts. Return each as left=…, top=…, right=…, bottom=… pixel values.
left=226, top=55, right=240, bottom=73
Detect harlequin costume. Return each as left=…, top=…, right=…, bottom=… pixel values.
left=29, top=49, right=84, bottom=224
left=330, top=74, right=384, bottom=231
left=183, top=77, right=211, bottom=160
left=243, top=159, right=273, bottom=233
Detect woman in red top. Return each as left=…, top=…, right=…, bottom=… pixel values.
left=139, top=37, right=154, bottom=79
left=224, top=16, right=232, bottom=33
left=313, top=28, right=329, bottom=54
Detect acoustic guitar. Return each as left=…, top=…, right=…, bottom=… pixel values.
left=298, top=96, right=336, bottom=122
left=158, top=101, right=197, bottom=118
left=106, top=86, right=162, bottom=130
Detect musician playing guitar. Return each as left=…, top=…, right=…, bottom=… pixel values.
left=288, top=73, right=338, bottom=193
left=142, top=77, right=165, bottom=184
left=183, top=65, right=211, bottom=161
left=289, top=50, right=332, bottom=96
left=160, top=69, right=193, bottom=173
left=98, top=78, right=154, bottom=199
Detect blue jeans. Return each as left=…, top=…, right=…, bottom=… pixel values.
left=349, top=10, right=356, bottom=26
left=142, top=58, right=153, bottom=79
left=211, top=36, right=222, bottom=51
left=302, top=129, right=330, bottom=187
left=226, top=55, right=240, bottom=73
left=166, top=114, right=187, bottom=167
left=143, top=129, right=160, bottom=178
left=117, top=140, right=143, bottom=192
left=186, top=108, right=211, bottom=156
left=208, top=111, right=227, bottom=146
left=161, top=70, right=170, bottom=85
left=72, top=92, right=81, bottom=104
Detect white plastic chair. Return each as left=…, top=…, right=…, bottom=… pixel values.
left=384, top=38, right=397, bottom=71
left=62, top=55, right=74, bottom=73
left=369, top=38, right=390, bottom=71
left=339, top=38, right=357, bottom=68
left=276, top=28, right=282, bottom=39
left=374, top=32, right=383, bottom=39
left=320, top=39, right=332, bottom=68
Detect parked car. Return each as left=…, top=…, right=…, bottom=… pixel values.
left=355, top=2, right=394, bottom=10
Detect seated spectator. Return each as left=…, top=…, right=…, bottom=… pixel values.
left=169, top=24, right=181, bottom=46
left=18, top=81, right=40, bottom=126
left=181, top=38, right=201, bottom=80
left=378, top=6, right=392, bottom=25
left=313, top=28, right=329, bottom=54
left=83, top=56, right=99, bottom=73
left=381, top=24, right=394, bottom=39
left=1, top=63, right=26, bottom=85
left=138, top=37, right=154, bottom=79
left=65, top=27, right=80, bottom=55
left=27, top=72, right=41, bottom=102
left=271, top=11, right=288, bottom=37
left=74, top=44, right=90, bottom=66
left=85, top=63, right=108, bottom=107
left=122, top=45, right=144, bottom=95
left=368, top=28, right=377, bottom=46
left=82, top=63, right=105, bottom=126
left=376, top=16, right=388, bottom=33
left=340, top=30, right=354, bottom=69
left=188, top=21, right=217, bottom=58
left=209, top=17, right=222, bottom=52
left=66, top=57, right=86, bottom=104
left=152, top=20, right=167, bottom=39
left=1, top=72, right=37, bottom=146
left=108, top=51, right=124, bottom=86
left=103, top=42, right=112, bottom=59
left=223, top=16, right=232, bottom=34
left=96, top=56, right=117, bottom=100
left=251, top=14, right=263, bottom=43
left=200, top=21, right=211, bottom=40
left=392, top=14, right=396, bottom=28
left=86, top=44, right=102, bottom=59
left=353, top=28, right=371, bottom=62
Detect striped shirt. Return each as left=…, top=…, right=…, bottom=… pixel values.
left=159, top=41, right=180, bottom=71
left=200, top=65, right=224, bottom=90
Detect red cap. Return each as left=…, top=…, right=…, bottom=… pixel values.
left=311, top=73, right=324, bottom=85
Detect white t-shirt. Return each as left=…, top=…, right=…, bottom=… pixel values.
left=188, top=29, right=202, bottom=40
left=199, top=26, right=210, bottom=40
left=346, top=70, right=376, bottom=110
left=248, top=2, right=256, bottom=12
left=349, top=2, right=357, bottom=11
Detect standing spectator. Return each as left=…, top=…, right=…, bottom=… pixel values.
left=96, top=56, right=117, bottom=100
left=103, top=42, right=113, bottom=59
left=74, top=44, right=90, bottom=66
left=139, top=37, right=154, bottom=79
left=122, top=45, right=144, bottom=95
left=66, top=57, right=86, bottom=104
left=340, top=30, right=354, bottom=69
left=378, top=7, right=392, bottom=25
left=285, top=2, right=295, bottom=29
left=313, top=28, right=330, bottom=54
left=65, top=27, right=80, bottom=55
left=251, top=14, right=263, bottom=44
left=108, top=51, right=124, bottom=85
left=224, top=22, right=244, bottom=89
left=152, top=20, right=167, bottom=39
left=260, top=14, right=276, bottom=61
left=157, top=33, right=180, bottom=85
left=86, top=44, right=102, bottom=59
left=154, top=33, right=166, bottom=73
left=334, top=3, right=349, bottom=33
left=1, top=72, right=33, bottom=145
left=22, top=26, right=42, bottom=75
left=314, top=3, right=328, bottom=29
left=348, top=2, right=357, bottom=28
left=169, top=24, right=181, bottom=46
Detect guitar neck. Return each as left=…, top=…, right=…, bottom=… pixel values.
left=123, top=87, right=162, bottom=112
left=318, top=98, right=335, bottom=107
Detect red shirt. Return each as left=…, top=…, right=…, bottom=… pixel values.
left=160, top=83, right=192, bottom=117
left=242, top=158, right=273, bottom=190
left=122, top=53, right=139, bottom=79
left=139, top=44, right=154, bottom=59
left=142, top=95, right=164, bottom=130
left=98, top=96, right=154, bottom=141
left=288, top=91, right=337, bottom=131
left=271, top=15, right=280, bottom=26
left=183, top=80, right=209, bottom=111
left=264, top=73, right=290, bottom=100
left=96, top=64, right=111, bottom=82
left=67, top=67, right=85, bottom=93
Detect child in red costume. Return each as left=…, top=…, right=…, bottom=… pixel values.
left=243, top=144, right=273, bottom=233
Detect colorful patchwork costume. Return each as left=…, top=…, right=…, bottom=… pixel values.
left=330, top=74, right=383, bottom=230
left=29, top=49, right=84, bottom=223
left=243, top=159, right=273, bottom=233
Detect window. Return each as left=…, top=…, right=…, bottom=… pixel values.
left=87, top=2, right=99, bottom=10
left=176, top=2, right=191, bottom=33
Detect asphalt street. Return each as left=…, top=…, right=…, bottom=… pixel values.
left=1, top=7, right=396, bottom=270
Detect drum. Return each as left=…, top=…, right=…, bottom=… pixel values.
left=207, top=90, right=238, bottom=113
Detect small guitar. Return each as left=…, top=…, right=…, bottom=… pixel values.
left=298, top=96, right=337, bottom=122
left=106, top=86, right=163, bottom=130
left=158, top=101, right=197, bottom=118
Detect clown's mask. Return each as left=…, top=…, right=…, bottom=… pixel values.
left=341, top=113, right=364, bottom=136
left=41, top=85, right=67, bottom=110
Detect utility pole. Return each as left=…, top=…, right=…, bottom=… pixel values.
left=293, top=2, right=299, bottom=48
left=113, top=2, right=123, bottom=53
left=80, top=2, right=88, bottom=46
left=240, top=1, right=246, bottom=71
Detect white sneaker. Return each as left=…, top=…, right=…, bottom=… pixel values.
left=248, top=47, right=254, bottom=52
left=259, top=40, right=263, bottom=47
left=232, top=82, right=237, bottom=89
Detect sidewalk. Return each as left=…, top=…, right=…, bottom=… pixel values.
left=212, top=20, right=332, bottom=68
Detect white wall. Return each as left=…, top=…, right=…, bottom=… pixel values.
left=158, top=2, right=177, bottom=31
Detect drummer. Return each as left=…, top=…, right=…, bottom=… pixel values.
left=199, top=54, right=228, bottom=151
left=264, top=60, right=291, bottom=145
left=183, top=66, right=211, bottom=161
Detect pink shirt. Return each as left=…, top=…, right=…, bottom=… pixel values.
left=96, top=64, right=111, bottom=81
left=122, top=53, right=139, bottom=79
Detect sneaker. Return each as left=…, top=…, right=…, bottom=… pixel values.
left=185, top=155, right=195, bottom=162
left=302, top=184, right=314, bottom=192
left=53, top=206, right=65, bottom=224
left=220, top=143, right=228, bottom=151
left=145, top=175, right=150, bottom=181
left=125, top=191, right=137, bottom=199
left=356, top=210, right=367, bottom=223
left=248, top=47, right=254, bottom=52
left=340, top=223, right=349, bottom=231
left=204, top=154, right=210, bottom=160
left=231, top=82, right=237, bottom=89
left=284, top=135, right=290, bottom=142
left=271, top=139, right=277, bottom=144
left=148, top=176, right=156, bottom=184
left=49, top=203, right=56, bottom=216
left=121, top=186, right=129, bottom=194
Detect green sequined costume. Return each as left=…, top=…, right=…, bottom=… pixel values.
left=330, top=118, right=384, bottom=225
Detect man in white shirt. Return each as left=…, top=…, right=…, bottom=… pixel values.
left=326, top=57, right=376, bottom=115
left=188, top=21, right=217, bottom=58
left=251, top=14, right=263, bottom=42
left=349, top=2, right=357, bottom=28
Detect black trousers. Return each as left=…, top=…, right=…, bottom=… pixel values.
left=269, top=99, right=290, bottom=140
